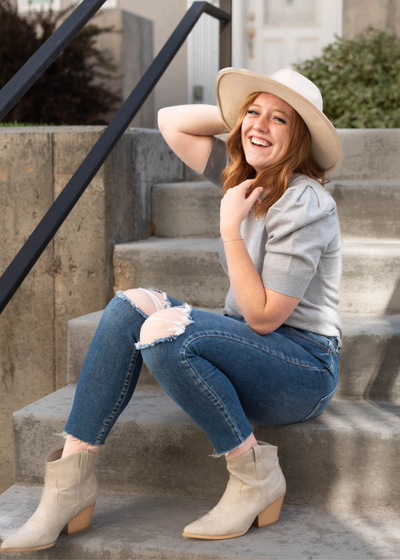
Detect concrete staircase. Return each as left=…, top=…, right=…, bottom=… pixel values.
left=1, top=132, right=400, bottom=560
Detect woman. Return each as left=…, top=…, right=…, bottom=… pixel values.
left=1, top=67, right=343, bottom=552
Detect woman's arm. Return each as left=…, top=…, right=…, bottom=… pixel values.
left=220, top=181, right=301, bottom=333
left=157, top=105, right=228, bottom=173
left=222, top=225, right=300, bottom=334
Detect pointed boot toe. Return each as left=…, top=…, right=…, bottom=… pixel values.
left=182, top=441, right=286, bottom=540
left=0, top=446, right=98, bottom=554
left=182, top=506, right=252, bottom=540
left=1, top=529, right=58, bottom=554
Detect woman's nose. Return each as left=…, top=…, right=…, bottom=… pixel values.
left=253, top=116, right=269, bottom=133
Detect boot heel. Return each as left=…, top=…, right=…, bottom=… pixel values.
left=62, top=503, right=96, bottom=535
left=253, top=495, right=284, bottom=528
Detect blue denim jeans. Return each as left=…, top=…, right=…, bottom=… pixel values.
left=63, top=288, right=341, bottom=457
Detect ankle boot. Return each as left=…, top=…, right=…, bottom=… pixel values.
left=182, top=440, right=286, bottom=540
left=0, top=446, right=98, bottom=553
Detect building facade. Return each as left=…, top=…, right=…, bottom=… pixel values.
left=16, top=0, right=400, bottom=125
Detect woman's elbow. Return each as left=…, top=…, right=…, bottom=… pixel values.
left=248, top=320, right=277, bottom=336
left=248, top=314, right=287, bottom=336
left=157, top=107, right=167, bottom=132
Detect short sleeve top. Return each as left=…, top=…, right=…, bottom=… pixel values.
left=202, top=136, right=343, bottom=339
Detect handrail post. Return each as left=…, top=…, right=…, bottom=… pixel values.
left=219, top=0, right=232, bottom=68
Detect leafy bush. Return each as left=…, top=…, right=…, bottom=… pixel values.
left=293, top=28, right=400, bottom=128
left=0, top=0, right=121, bottom=125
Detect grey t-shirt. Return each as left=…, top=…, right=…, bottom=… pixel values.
left=202, top=136, right=343, bottom=339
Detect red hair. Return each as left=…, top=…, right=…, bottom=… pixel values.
left=221, top=92, right=327, bottom=218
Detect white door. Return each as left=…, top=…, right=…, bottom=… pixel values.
left=245, top=0, right=342, bottom=76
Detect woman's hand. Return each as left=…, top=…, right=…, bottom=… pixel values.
left=220, top=180, right=263, bottom=237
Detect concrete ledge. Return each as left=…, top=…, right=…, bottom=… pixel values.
left=152, top=182, right=222, bottom=238
left=0, top=126, right=184, bottom=390
left=330, top=129, right=400, bottom=181
left=113, top=237, right=400, bottom=315
left=0, top=127, right=184, bottom=492
left=325, top=181, right=400, bottom=239
left=12, top=386, right=400, bottom=512
left=152, top=180, right=400, bottom=240
left=113, top=237, right=230, bottom=307
left=1, top=486, right=399, bottom=559
left=338, top=314, right=400, bottom=401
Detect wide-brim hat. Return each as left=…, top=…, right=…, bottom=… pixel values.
left=215, top=67, right=343, bottom=172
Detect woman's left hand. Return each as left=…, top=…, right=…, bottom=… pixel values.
left=220, top=179, right=263, bottom=236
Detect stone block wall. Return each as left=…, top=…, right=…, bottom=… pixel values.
left=343, top=0, right=400, bottom=39
left=0, top=127, right=183, bottom=493
left=93, top=9, right=154, bottom=128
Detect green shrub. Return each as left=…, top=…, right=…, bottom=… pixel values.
left=0, top=0, right=121, bottom=125
left=293, top=28, right=400, bottom=128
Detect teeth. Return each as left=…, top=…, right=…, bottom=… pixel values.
left=251, top=137, right=270, bottom=147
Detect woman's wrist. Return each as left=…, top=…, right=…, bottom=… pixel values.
left=221, top=226, right=242, bottom=241
left=223, top=237, right=244, bottom=243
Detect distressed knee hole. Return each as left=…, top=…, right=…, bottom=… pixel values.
left=116, top=287, right=170, bottom=317
left=135, top=303, right=194, bottom=350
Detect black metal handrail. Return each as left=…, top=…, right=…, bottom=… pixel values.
left=0, top=1, right=231, bottom=314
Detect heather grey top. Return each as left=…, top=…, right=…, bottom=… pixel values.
left=202, top=136, right=343, bottom=339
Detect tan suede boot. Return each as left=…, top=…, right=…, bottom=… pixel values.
left=0, top=446, right=98, bottom=553
left=182, top=440, right=286, bottom=540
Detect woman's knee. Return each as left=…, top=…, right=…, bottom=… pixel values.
left=118, top=288, right=168, bottom=317
left=137, top=304, right=194, bottom=350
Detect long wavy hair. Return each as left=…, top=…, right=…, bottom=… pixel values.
left=221, top=92, right=327, bottom=219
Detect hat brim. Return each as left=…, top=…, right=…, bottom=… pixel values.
left=215, top=68, right=343, bottom=172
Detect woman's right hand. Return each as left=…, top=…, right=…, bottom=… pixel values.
left=157, top=105, right=228, bottom=174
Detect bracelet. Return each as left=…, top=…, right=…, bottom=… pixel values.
left=223, top=238, right=244, bottom=243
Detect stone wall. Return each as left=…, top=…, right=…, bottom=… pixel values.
left=343, top=0, right=400, bottom=39
left=0, top=127, right=184, bottom=494
left=91, top=9, right=155, bottom=128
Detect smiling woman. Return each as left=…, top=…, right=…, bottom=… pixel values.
left=0, top=67, right=344, bottom=553
left=241, top=93, right=293, bottom=173
left=220, top=85, right=329, bottom=221
left=156, top=67, right=344, bottom=540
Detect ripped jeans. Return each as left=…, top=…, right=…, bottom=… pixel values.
left=62, top=287, right=341, bottom=457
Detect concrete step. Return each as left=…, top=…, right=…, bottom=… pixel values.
left=151, top=181, right=222, bottom=238
left=12, top=386, right=400, bottom=511
left=67, top=310, right=400, bottom=403
left=151, top=180, right=400, bottom=240
left=113, top=237, right=400, bottom=315
left=113, top=237, right=229, bottom=308
left=1, top=486, right=399, bottom=560
left=331, top=129, right=400, bottom=182
left=325, top=181, right=400, bottom=240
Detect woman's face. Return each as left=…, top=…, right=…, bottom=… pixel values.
left=241, top=92, right=293, bottom=174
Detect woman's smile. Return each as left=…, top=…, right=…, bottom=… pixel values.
left=249, top=135, right=272, bottom=148
left=241, top=93, right=293, bottom=174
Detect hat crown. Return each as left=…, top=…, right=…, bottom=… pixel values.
left=270, top=68, right=323, bottom=112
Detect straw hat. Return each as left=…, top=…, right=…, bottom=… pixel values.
left=215, top=67, right=343, bottom=172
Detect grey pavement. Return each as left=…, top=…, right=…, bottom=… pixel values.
left=0, top=485, right=399, bottom=560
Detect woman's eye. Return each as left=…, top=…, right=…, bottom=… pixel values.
left=274, top=116, right=286, bottom=123
left=247, top=110, right=258, bottom=115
